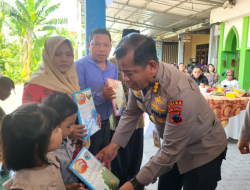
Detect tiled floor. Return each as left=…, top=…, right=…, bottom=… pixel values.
left=143, top=135, right=250, bottom=190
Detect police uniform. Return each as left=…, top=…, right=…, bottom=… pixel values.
left=239, top=100, right=250, bottom=142
left=112, top=61, right=227, bottom=189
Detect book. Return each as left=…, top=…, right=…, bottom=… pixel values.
left=69, top=147, right=120, bottom=190
left=106, top=78, right=127, bottom=116
left=72, top=88, right=100, bottom=141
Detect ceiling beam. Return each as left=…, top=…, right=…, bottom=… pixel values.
left=109, top=0, right=131, bottom=29
left=112, top=1, right=202, bottom=21
left=155, top=4, right=216, bottom=37
left=106, top=16, right=168, bottom=31
left=141, top=0, right=188, bottom=33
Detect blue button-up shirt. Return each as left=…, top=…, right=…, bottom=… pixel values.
left=75, top=55, right=118, bottom=121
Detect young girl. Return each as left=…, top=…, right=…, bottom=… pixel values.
left=1, top=103, right=66, bottom=190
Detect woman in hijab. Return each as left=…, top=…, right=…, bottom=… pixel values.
left=221, top=69, right=240, bottom=89
left=22, top=36, right=97, bottom=154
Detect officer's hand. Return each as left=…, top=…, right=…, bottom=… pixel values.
left=119, top=182, right=134, bottom=190
left=69, top=124, right=88, bottom=142
left=95, top=143, right=119, bottom=170
left=237, top=139, right=249, bottom=154
left=102, top=83, right=116, bottom=100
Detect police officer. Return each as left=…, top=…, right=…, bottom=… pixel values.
left=96, top=33, right=227, bottom=190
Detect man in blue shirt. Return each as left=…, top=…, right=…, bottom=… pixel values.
left=75, top=28, right=118, bottom=155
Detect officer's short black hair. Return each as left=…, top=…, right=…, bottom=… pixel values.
left=42, top=92, right=78, bottom=122
left=89, top=28, right=111, bottom=42
left=179, top=63, right=184, bottom=66
left=114, top=33, right=158, bottom=67
left=187, top=65, right=195, bottom=74
left=194, top=66, right=202, bottom=71
left=207, top=64, right=215, bottom=73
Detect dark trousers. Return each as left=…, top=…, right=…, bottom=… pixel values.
left=158, top=148, right=227, bottom=190
left=110, top=128, right=144, bottom=187
left=88, top=119, right=110, bottom=156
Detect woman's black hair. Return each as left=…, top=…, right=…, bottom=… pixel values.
left=207, top=64, right=215, bottom=73
left=0, top=103, right=60, bottom=171
left=42, top=92, right=78, bottom=122
left=114, top=33, right=158, bottom=67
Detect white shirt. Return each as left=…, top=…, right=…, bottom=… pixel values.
left=221, top=79, right=240, bottom=89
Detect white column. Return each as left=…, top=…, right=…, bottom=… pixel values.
left=77, top=0, right=82, bottom=59
left=208, top=25, right=215, bottom=65
left=178, top=34, right=184, bottom=64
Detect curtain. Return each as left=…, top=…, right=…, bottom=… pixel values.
left=162, top=44, right=178, bottom=63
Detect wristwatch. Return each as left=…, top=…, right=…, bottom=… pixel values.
left=130, top=177, right=144, bottom=190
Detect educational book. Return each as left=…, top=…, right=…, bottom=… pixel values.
left=72, top=88, right=100, bottom=141
left=106, top=78, right=127, bottom=116
left=69, top=147, right=120, bottom=190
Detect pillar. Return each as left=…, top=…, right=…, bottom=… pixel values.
left=208, top=25, right=215, bottom=65
left=84, top=0, right=106, bottom=55
left=178, top=34, right=184, bottom=64
left=77, top=0, right=82, bottom=59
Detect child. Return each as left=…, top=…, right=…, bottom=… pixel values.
left=1, top=103, right=65, bottom=190
left=42, top=92, right=88, bottom=190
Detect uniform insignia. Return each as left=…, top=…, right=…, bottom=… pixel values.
left=153, top=82, right=160, bottom=93
left=169, top=107, right=183, bottom=124
left=150, top=115, right=156, bottom=123
left=151, top=102, right=165, bottom=112
left=156, top=118, right=166, bottom=123
left=137, top=101, right=142, bottom=109
left=155, top=96, right=163, bottom=105
left=133, top=90, right=142, bottom=96
left=151, top=109, right=166, bottom=118
left=167, top=100, right=183, bottom=108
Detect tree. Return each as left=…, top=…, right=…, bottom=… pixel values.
left=0, top=0, right=67, bottom=79
left=55, top=28, right=79, bottom=60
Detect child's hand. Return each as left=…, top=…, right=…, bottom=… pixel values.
left=97, top=114, right=101, bottom=128
left=65, top=183, right=86, bottom=190
left=69, top=124, right=88, bottom=142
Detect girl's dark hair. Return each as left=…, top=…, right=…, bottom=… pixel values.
left=207, top=64, right=215, bottom=73
left=0, top=76, right=15, bottom=101
left=0, top=103, right=60, bottom=171
left=42, top=92, right=78, bottom=122
left=114, top=33, right=158, bottom=67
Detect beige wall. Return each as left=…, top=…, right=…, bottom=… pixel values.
left=183, top=34, right=210, bottom=65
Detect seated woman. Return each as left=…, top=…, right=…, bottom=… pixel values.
left=221, top=69, right=240, bottom=89
left=22, top=36, right=91, bottom=156
left=204, top=64, right=220, bottom=86
left=191, top=66, right=208, bottom=85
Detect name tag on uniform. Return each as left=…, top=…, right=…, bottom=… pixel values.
left=153, top=129, right=161, bottom=148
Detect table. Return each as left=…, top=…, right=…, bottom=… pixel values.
left=204, top=95, right=249, bottom=128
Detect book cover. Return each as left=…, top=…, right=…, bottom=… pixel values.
left=72, top=88, right=100, bottom=141
left=69, top=147, right=120, bottom=190
left=106, top=78, right=127, bottom=116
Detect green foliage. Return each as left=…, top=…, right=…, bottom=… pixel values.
left=56, top=28, right=79, bottom=59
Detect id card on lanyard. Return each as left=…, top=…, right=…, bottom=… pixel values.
left=153, top=129, right=161, bottom=148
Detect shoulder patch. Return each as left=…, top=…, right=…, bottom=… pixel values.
left=169, top=107, right=183, bottom=124
left=167, top=100, right=183, bottom=108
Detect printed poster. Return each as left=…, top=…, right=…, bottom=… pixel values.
left=69, top=147, right=119, bottom=190
left=72, top=88, right=100, bottom=141
left=106, top=78, right=127, bottom=116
